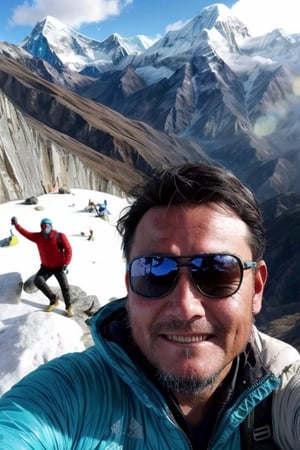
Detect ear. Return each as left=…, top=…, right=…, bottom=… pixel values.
left=252, top=260, right=268, bottom=315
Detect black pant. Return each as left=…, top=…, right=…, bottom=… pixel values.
left=34, top=265, right=71, bottom=308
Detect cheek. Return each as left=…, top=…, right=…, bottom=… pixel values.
left=223, top=296, right=254, bottom=342
left=211, top=293, right=254, bottom=337
left=127, top=297, right=151, bottom=332
left=127, top=297, right=161, bottom=346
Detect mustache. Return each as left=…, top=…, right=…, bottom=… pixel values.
left=151, top=319, right=217, bottom=335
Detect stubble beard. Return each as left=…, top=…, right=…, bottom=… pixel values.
left=127, top=316, right=223, bottom=395
left=154, top=348, right=222, bottom=394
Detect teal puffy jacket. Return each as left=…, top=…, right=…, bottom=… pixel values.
left=0, top=298, right=299, bottom=449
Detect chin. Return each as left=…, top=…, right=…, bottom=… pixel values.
left=155, top=366, right=221, bottom=394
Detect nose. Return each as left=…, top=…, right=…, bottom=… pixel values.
left=167, top=268, right=206, bottom=320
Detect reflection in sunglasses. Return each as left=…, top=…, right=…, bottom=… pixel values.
left=128, top=254, right=256, bottom=299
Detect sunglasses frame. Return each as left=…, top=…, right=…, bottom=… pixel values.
left=127, top=253, right=257, bottom=299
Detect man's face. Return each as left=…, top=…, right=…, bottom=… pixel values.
left=125, top=204, right=267, bottom=394
left=41, top=224, right=52, bottom=236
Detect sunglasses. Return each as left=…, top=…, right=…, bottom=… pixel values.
left=127, top=254, right=257, bottom=299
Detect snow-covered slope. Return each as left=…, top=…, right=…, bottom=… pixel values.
left=0, top=188, right=128, bottom=395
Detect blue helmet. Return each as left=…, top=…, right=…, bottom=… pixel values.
left=40, top=218, right=52, bottom=227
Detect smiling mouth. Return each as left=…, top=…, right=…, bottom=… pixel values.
left=165, top=335, right=210, bottom=343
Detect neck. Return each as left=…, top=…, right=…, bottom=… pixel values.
left=174, top=385, right=217, bottom=426
left=173, top=364, right=233, bottom=427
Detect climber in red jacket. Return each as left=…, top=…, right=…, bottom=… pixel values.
left=11, top=217, right=73, bottom=317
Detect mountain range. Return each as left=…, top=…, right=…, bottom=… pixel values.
left=7, top=4, right=300, bottom=202
left=0, top=3, right=300, bottom=347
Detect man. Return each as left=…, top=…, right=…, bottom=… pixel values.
left=11, top=216, right=73, bottom=317
left=1, top=163, right=299, bottom=449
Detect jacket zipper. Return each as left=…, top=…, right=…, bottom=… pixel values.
left=207, top=373, right=280, bottom=449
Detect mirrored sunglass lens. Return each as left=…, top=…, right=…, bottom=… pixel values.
left=130, top=257, right=178, bottom=297
left=191, top=255, right=242, bottom=297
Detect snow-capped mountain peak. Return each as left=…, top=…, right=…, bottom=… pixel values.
left=21, top=15, right=155, bottom=73
left=130, top=2, right=249, bottom=72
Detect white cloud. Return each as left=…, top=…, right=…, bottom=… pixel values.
left=10, top=0, right=133, bottom=28
left=231, top=0, right=300, bottom=35
left=165, top=1, right=300, bottom=37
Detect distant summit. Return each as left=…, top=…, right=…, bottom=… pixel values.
left=21, top=15, right=156, bottom=74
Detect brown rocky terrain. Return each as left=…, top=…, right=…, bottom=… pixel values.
left=0, top=54, right=209, bottom=203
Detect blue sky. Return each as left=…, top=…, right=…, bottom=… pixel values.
left=0, top=0, right=299, bottom=45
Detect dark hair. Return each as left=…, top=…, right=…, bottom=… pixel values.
left=117, top=162, right=265, bottom=262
